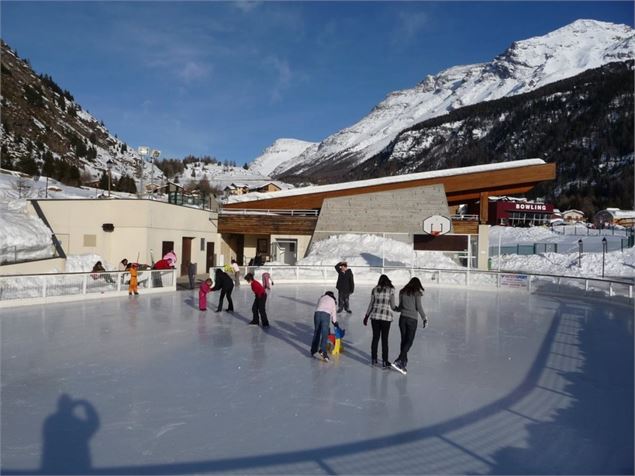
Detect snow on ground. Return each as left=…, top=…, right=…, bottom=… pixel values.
left=64, top=254, right=107, bottom=272
left=300, top=233, right=462, bottom=269
left=492, top=247, right=635, bottom=279
left=489, top=225, right=559, bottom=244
left=0, top=200, right=54, bottom=263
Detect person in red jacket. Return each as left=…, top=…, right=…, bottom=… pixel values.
left=244, top=273, right=269, bottom=328
left=199, top=278, right=212, bottom=311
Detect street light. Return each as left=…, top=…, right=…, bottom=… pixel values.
left=577, top=239, right=583, bottom=268
left=602, top=237, right=607, bottom=278
left=106, top=159, right=113, bottom=197
left=150, top=149, right=161, bottom=198
left=32, top=169, right=48, bottom=198
left=138, top=146, right=149, bottom=198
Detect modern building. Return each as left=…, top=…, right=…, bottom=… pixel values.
left=220, top=159, right=556, bottom=269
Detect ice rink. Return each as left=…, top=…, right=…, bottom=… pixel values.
left=2, top=284, right=633, bottom=475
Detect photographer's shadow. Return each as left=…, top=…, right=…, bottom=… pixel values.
left=40, top=394, right=100, bottom=475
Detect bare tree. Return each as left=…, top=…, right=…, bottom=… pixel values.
left=13, top=176, right=32, bottom=198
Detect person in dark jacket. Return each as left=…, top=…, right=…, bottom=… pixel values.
left=334, top=261, right=354, bottom=313
left=211, top=268, right=234, bottom=312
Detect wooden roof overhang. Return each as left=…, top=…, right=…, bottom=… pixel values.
left=223, top=162, right=556, bottom=210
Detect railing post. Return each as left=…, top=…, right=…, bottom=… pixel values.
left=82, top=274, right=88, bottom=295
left=148, top=271, right=153, bottom=289
left=295, top=266, right=299, bottom=281
left=609, top=282, right=614, bottom=297
left=497, top=272, right=501, bottom=288
left=117, top=273, right=122, bottom=292
left=42, top=277, right=47, bottom=298
left=528, top=275, right=532, bottom=293
left=585, top=280, right=589, bottom=292
left=629, top=286, right=633, bottom=299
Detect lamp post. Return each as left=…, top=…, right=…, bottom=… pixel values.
left=577, top=239, right=583, bottom=268
left=106, top=159, right=113, bottom=197
left=602, top=237, right=607, bottom=278
left=33, top=170, right=40, bottom=198
left=138, top=146, right=149, bottom=198
left=150, top=149, right=161, bottom=198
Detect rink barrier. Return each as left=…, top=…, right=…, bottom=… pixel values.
left=0, top=269, right=177, bottom=309
left=241, top=265, right=633, bottom=301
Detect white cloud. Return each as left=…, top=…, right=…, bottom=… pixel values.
left=233, top=1, right=262, bottom=13
left=178, top=61, right=213, bottom=83
left=395, top=11, right=428, bottom=41
left=264, top=56, right=293, bottom=102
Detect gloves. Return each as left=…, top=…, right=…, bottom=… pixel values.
left=422, top=319, right=428, bottom=329
left=363, top=314, right=369, bottom=326
left=333, top=321, right=340, bottom=329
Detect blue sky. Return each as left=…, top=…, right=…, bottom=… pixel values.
left=1, top=1, right=633, bottom=164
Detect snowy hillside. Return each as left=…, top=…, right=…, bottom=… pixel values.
left=271, top=19, right=634, bottom=178
left=249, top=139, right=318, bottom=177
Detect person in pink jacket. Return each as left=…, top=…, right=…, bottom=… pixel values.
left=199, top=278, right=213, bottom=311
left=310, top=291, right=339, bottom=361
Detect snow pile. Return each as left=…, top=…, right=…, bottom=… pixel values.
left=65, top=254, right=107, bottom=272
left=489, top=225, right=560, bottom=244
left=493, top=247, right=635, bottom=279
left=301, top=234, right=461, bottom=269
left=0, top=200, right=55, bottom=263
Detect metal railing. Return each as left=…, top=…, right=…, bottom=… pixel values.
left=552, top=224, right=634, bottom=237
left=0, top=269, right=177, bottom=308
left=239, top=264, right=633, bottom=301
left=219, top=208, right=319, bottom=217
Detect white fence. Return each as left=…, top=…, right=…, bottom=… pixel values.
left=243, top=265, right=634, bottom=301
left=0, top=269, right=177, bottom=308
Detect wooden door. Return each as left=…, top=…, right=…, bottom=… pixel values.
left=181, top=237, right=193, bottom=276
left=206, top=242, right=215, bottom=274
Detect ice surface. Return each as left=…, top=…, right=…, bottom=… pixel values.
left=1, top=284, right=632, bottom=474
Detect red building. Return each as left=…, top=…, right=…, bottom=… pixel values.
left=486, top=198, right=554, bottom=226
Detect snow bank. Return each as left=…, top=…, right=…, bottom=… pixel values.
left=65, top=254, right=108, bottom=272
left=493, top=247, right=635, bottom=279
left=0, top=200, right=55, bottom=263
left=489, top=225, right=559, bottom=244
left=300, top=233, right=461, bottom=269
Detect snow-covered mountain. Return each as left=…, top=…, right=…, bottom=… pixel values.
left=248, top=139, right=318, bottom=177
left=270, top=19, right=634, bottom=179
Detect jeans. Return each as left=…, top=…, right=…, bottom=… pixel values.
left=396, top=315, right=418, bottom=366
left=217, top=286, right=234, bottom=311
left=337, top=292, right=351, bottom=311
left=371, top=319, right=391, bottom=362
left=251, top=294, right=269, bottom=326
left=311, top=311, right=331, bottom=354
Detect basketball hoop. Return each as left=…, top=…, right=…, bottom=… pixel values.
left=422, top=215, right=452, bottom=236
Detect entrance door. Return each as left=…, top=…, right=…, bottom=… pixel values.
left=236, top=235, right=245, bottom=266
left=276, top=239, right=298, bottom=265
left=206, top=242, right=215, bottom=274
left=181, top=237, right=193, bottom=276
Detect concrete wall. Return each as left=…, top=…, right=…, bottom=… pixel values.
left=35, top=199, right=221, bottom=274
left=312, top=184, right=449, bottom=243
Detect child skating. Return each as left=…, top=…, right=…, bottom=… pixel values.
left=391, top=277, right=428, bottom=375
left=127, top=263, right=139, bottom=296
left=199, top=278, right=213, bottom=311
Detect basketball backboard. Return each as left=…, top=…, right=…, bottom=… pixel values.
left=423, top=215, right=451, bottom=235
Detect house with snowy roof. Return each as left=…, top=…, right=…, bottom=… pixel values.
left=594, top=208, right=635, bottom=228
left=562, top=209, right=585, bottom=223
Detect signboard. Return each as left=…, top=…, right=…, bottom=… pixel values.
left=500, top=273, right=529, bottom=289
left=414, top=234, right=467, bottom=251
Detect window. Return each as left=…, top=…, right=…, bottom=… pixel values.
left=200, top=238, right=205, bottom=251
left=83, top=234, right=96, bottom=247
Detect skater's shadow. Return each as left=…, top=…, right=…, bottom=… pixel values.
left=184, top=296, right=199, bottom=310
left=277, top=295, right=317, bottom=308
left=40, top=394, right=100, bottom=475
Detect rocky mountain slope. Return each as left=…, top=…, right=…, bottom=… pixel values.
left=304, top=61, right=634, bottom=216
left=267, top=19, right=634, bottom=180
left=0, top=40, right=164, bottom=189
